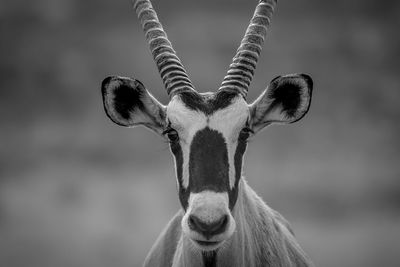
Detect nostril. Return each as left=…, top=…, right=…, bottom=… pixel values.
left=210, top=215, right=228, bottom=234
left=188, top=215, right=205, bottom=231
left=188, top=215, right=197, bottom=230
left=188, top=214, right=229, bottom=236
left=217, top=215, right=228, bottom=231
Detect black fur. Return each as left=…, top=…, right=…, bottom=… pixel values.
left=189, top=128, right=229, bottom=193
left=179, top=91, right=239, bottom=115
left=114, top=85, right=144, bottom=119
left=230, top=135, right=247, bottom=209
left=170, top=140, right=190, bottom=210
left=269, top=79, right=301, bottom=117
left=202, top=251, right=217, bottom=267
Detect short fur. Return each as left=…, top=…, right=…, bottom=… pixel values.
left=143, top=178, right=313, bottom=267
left=179, top=91, right=239, bottom=115
left=189, top=128, right=230, bottom=194
left=101, top=1, right=315, bottom=266
left=101, top=76, right=166, bottom=133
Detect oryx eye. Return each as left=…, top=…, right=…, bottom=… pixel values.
left=238, top=127, right=253, bottom=142
left=163, top=128, right=179, bottom=143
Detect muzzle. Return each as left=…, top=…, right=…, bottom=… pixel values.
left=181, top=191, right=236, bottom=251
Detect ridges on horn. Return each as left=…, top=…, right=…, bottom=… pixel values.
left=219, top=0, right=278, bottom=98
left=133, top=0, right=196, bottom=96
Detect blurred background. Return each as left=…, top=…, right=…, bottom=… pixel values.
left=1, top=0, right=399, bottom=266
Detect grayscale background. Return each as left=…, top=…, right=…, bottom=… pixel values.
left=1, top=0, right=399, bottom=266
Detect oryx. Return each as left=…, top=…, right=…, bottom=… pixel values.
left=101, top=0, right=314, bottom=266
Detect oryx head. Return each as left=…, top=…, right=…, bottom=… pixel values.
left=101, top=0, right=312, bottom=252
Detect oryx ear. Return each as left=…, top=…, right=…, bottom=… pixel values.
left=249, top=74, right=313, bottom=133
left=101, top=76, right=167, bottom=134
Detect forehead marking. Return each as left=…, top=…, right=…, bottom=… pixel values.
left=209, top=98, right=249, bottom=188
left=177, top=90, right=239, bottom=115
left=189, top=127, right=229, bottom=193
left=167, top=96, right=249, bottom=189
left=167, top=97, right=206, bottom=189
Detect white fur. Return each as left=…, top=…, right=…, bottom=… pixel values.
left=181, top=191, right=236, bottom=251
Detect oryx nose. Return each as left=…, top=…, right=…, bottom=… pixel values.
left=188, top=214, right=228, bottom=237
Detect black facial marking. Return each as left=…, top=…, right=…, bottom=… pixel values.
left=178, top=91, right=239, bottom=115
left=189, top=128, right=229, bottom=193
left=268, top=79, right=302, bottom=118
left=202, top=251, right=217, bottom=267
left=213, top=91, right=239, bottom=111
left=229, top=137, right=247, bottom=209
left=169, top=139, right=190, bottom=209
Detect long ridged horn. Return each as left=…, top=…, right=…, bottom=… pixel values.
left=133, top=0, right=196, bottom=96
left=219, top=0, right=278, bottom=97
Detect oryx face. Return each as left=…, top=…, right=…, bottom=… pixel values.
left=101, top=0, right=313, bottom=252
left=166, top=92, right=248, bottom=250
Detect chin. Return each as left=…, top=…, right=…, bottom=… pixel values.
left=191, top=239, right=225, bottom=252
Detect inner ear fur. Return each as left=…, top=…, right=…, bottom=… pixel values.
left=249, top=74, right=313, bottom=132
left=101, top=76, right=167, bottom=134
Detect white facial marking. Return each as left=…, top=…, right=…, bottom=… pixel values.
left=209, top=97, right=249, bottom=188
left=181, top=191, right=236, bottom=248
left=167, top=96, right=207, bottom=188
